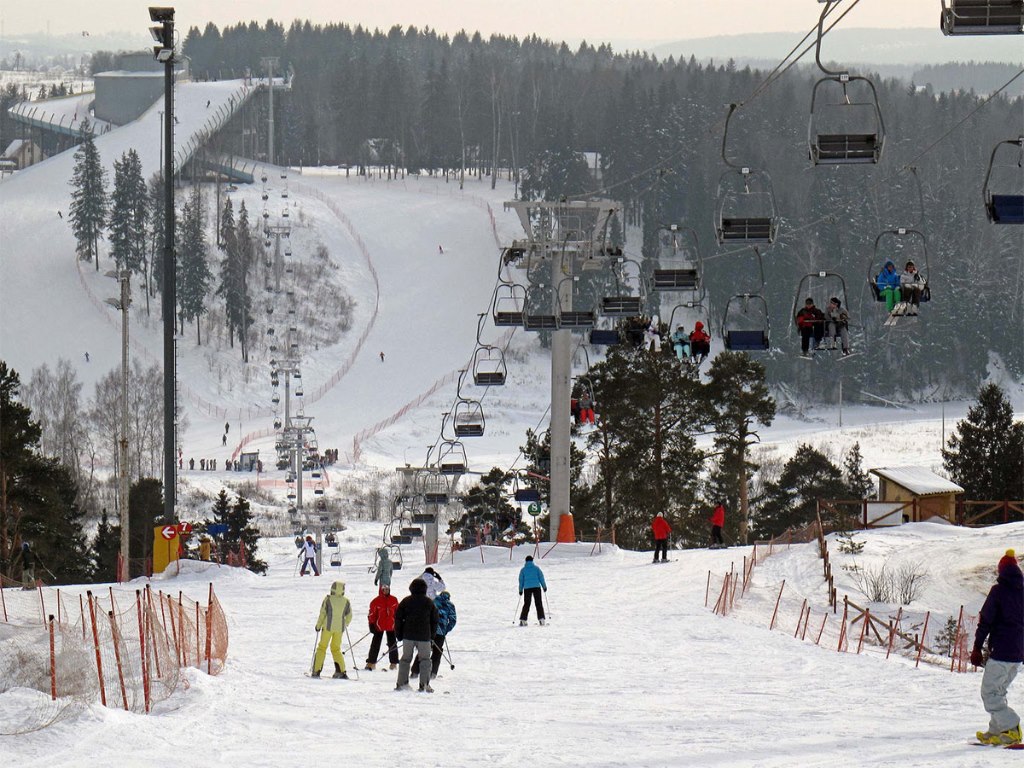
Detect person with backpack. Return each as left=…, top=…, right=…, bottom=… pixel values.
left=374, top=546, right=393, bottom=588
left=420, top=567, right=446, bottom=599
left=518, top=555, right=547, bottom=626
left=365, top=584, right=399, bottom=671
left=395, top=578, right=439, bottom=693
left=415, top=589, right=457, bottom=679
left=312, top=581, right=352, bottom=679
left=651, top=512, right=671, bottom=563
left=972, top=550, right=1024, bottom=746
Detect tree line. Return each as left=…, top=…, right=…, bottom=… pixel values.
left=1, top=361, right=265, bottom=583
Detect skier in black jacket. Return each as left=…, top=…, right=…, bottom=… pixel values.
left=395, top=578, right=439, bottom=692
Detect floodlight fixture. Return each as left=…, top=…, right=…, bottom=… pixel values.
left=149, top=26, right=164, bottom=43
left=148, top=6, right=175, bottom=23
left=155, top=47, right=173, bottom=63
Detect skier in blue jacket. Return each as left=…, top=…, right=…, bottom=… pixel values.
left=875, top=260, right=901, bottom=313
left=518, top=555, right=547, bottom=626
left=972, top=550, right=1024, bottom=746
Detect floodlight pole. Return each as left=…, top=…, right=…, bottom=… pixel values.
left=155, top=8, right=177, bottom=525
left=106, top=272, right=132, bottom=581
left=261, top=56, right=279, bottom=164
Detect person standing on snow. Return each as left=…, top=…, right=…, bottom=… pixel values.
left=17, top=542, right=36, bottom=587
left=366, top=584, right=399, bottom=671
left=518, top=555, right=547, bottom=626
left=300, top=535, right=320, bottom=576
left=395, top=578, right=439, bottom=692
left=312, top=581, right=352, bottom=679
left=414, top=589, right=457, bottom=680
left=710, top=503, right=726, bottom=547
left=652, top=512, right=671, bottom=563
left=972, top=550, right=1024, bottom=746
left=374, top=546, right=393, bottom=588
left=420, top=567, right=446, bottom=599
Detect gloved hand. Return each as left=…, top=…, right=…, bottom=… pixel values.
left=315, top=626, right=322, bottom=633
left=543, top=588, right=547, bottom=592
left=518, top=591, right=523, bottom=596
left=971, top=648, right=985, bottom=667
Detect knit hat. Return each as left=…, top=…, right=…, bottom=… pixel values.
left=998, top=549, right=1018, bottom=573
left=829, top=297, right=841, bottom=307
left=525, top=555, right=534, bottom=562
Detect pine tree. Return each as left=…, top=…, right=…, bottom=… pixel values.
left=108, top=149, right=148, bottom=275
left=177, top=186, right=212, bottom=343
left=148, top=175, right=166, bottom=297
left=128, top=478, right=163, bottom=578
left=943, top=384, right=1024, bottom=500
left=756, top=444, right=849, bottom=537
left=581, top=347, right=707, bottom=548
left=68, top=118, right=108, bottom=270
left=91, top=508, right=121, bottom=582
left=705, top=352, right=776, bottom=544
left=843, top=442, right=874, bottom=499
left=216, top=197, right=252, bottom=357
left=207, top=490, right=266, bottom=573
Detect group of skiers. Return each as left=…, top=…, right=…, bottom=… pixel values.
left=650, top=504, right=727, bottom=562
left=875, top=259, right=927, bottom=315
left=794, top=297, right=851, bottom=357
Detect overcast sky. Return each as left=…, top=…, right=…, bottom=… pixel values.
left=7, top=1, right=947, bottom=45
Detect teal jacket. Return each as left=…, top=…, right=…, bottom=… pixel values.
left=518, top=561, right=547, bottom=592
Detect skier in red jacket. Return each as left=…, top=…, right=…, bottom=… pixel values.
left=710, top=504, right=726, bottom=547
left=365, top=584, right=399, bottom=670
left=651, top=512, right=671, bottom=563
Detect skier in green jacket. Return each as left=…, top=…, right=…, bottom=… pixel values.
left=313, top=581, right=353, bottom=678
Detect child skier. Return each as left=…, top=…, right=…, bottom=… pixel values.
left=518, top=555, right=547, bottom=626
left=300, top=535, right=319, bottom=576
left=972, top=550, right=1024, bottom=745
left=312, top=581, right=353, bottom=679
left=366, top=584, right=399, bottom=671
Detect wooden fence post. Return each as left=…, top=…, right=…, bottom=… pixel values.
left=915, top=611, right=931, bottom=668
left=107, top=610, right=129, bottom=711
left=950, top=605, right=965, bottom=673
left=86, top=591, right=107, bottom=706
left=837, top=598, right=849, bottom=652
left=795, top=599, right=807, bottom=638
left=816, top=614, right=828, bottom=645
left=856, top=608, right=870, bottom=654
left=135, top=590, right=150, bottom=714
left=705, top=571, right=711, bottom=608
left=769, top=580, right=786, bottom=631
left=886, top=607, right=902, bottom=659
left=48, top=614, right=57, bottom=701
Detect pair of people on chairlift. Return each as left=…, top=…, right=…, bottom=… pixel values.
left=795, top=296, right=851, bottom=357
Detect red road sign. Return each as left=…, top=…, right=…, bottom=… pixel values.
left=178, top=522, right=193, bottom=535
left=160, top=525, right=177, bottom=540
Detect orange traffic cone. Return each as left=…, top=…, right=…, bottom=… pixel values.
left=556, top=513, right=576, bottom=543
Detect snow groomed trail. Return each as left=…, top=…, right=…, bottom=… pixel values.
left=3, top=521, right=1011, bottom=767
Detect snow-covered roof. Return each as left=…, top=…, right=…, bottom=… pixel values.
left=869, top=466, right=964, bottom=496
left=2, top=139, right=25, bottom=158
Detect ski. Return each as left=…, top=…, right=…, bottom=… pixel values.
left=970, top=742, right=1024, bottom=749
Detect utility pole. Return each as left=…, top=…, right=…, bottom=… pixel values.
left=150, top=6, right=177, bottom=524
left=105, top=271, right=132, bottom=581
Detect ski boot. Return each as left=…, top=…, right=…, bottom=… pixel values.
left=332, top=663, right=347, bottom=679
left=419, top=684, right=434, bottom=693
left=519, top=619, right=528, bottom=626
left=311, top=669, right=321, bottom=678
left=539, top=619, right=546, bottom=626
left=389, top=663, right=398, bottom=670
left=365, top=662, right=376, bottom=671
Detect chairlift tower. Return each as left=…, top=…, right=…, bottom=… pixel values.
left=503, top=199, right=620, bottom=541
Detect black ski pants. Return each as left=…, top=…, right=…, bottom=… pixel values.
left=367, top=627, right=398, bottom=665
left=520, top=587, right=546, bottom=621
left=653, top=538, right=668, bottom=561
left=711, top=525, right=724, bottom=546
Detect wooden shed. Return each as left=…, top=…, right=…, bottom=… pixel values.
left=869, top=466, right=964, bottom=523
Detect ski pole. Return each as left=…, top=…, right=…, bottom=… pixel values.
left=443, top=637, right=455, bottom=670
left=377, top=641, right=400, bottom=664
left=344, top=624, right=360, bottom=680
left=513, top=594, right=521, bottom=625
left=543, top=591, right=552, bottom=620
left=309, top=629, right=320, bottom=676
left=344, top=630, right=371, bottom=651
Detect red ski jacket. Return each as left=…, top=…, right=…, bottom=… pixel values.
left=368, top=588, right=399, bottom=632
left=710, top=505, right=726, bottom=527
left=652, top=515, right=671, bottom=540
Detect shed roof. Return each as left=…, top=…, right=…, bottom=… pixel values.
left=2, top=139, right=25, bottom=158
left=869, top=466, right=964, bottom=496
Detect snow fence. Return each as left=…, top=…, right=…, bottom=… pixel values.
left=707, top=521, right=977, bottom=673
left=0, top=579, right=228, bottom=734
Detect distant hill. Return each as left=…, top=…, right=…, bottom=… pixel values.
left=651, top=27, right=1023, bottom=66
left=650, top=27, right=1023, bottom=96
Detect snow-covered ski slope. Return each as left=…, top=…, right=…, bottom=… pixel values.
left=5, top=519, right=1019, bottom=767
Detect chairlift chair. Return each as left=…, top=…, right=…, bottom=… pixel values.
left=513, top=472, right=542, bottom=504
left=436, top=440, right=468, bottom=476
left=421, top=472, right=450, bottom=505
left=453, top=398, right=486, bottom=438
left=556, top=276, right=596, bottom=328
left=941, top=0, right=1024, bottom=35
left=983, top=137, right=1024, bottom=224
left=869, top=228, right=932, bottom=308
left=715, top=104, right=779, bottom=245
left=722, top=294, right=771, bottom=351
left=652, top=225, right=702, bottom=291
left=600, top=258, right=645, bottom=316
left=471, top=345, right=507, bottom=386
left=491, top=283, right=527, bottom=327
left=523, top=284, right=559, bottom=331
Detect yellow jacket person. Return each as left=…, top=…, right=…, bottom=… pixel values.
left=313, top=581, right=353, bottom=678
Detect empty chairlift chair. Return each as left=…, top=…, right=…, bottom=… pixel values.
left=722, top=294, right=771, bottom=351
left=600, top=258, right=644, bottom=317
left=715, top=104, right=779, bottom=245
left=436, top=440, right=468, bottom=476
left=523, top=286, right=559, bottom=331
left=652, top=225, right=702, bottom=291
left=420, top=473, right=449, bottom=507
left=453, top=398, right=485, bottom=438
left=556, top=276, right=596, bottom=329
left=941, top=0, right=1024, bottom=34
left=491, top=282, right=526, bottom=327
left=471, top=344, right=507, bottom=386
left=808, top=3, right=885, bottom=166
left=984, top=137, right=1024, bottom=224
